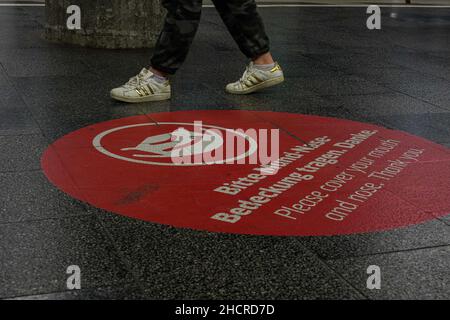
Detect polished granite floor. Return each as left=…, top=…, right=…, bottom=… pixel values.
left=0, top=4, right=449, bottom=300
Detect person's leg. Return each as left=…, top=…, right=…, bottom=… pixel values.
left=254, top=52, right=274, bottom=65
left=211, top=0, right=271, bottom=63
left=211, top=0, right=284, bottom=94
left=150, top=0, right=203, bottom=75
left=111, top=0, right=203, bottom=103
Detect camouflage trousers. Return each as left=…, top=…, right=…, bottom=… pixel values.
left=150, top=0, right=270, bottom=74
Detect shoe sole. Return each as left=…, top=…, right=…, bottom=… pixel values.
left=111, top=92, right=171, bottom=103
left=226, top=76, right=285, bottom=95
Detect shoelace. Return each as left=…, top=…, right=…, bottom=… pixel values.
left=125, top=70, right=148, bottom=87
left=126, top=75, right=143, bottom=87
left=239, top=65, right=252, bottom=86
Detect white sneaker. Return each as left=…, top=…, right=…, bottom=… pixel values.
left=110, top=68, right=171, bottom=103
left=226, top=62, right=284, bottom=95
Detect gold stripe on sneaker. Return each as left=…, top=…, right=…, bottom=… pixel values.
left=247, top=76, right=258, bottom=85
left=270, top=64, right=281, bottom=73
left=135, top=88, right=145, bottom=97
left=252, top=74, right=264, bottom=83
left=141, top=86, right=149, bottom=96
left=147, top=84, right=154, bottom=94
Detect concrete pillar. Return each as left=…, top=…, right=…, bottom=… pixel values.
left=45, top=0, right=164, bottom=49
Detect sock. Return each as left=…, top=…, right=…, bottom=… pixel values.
left=151, top=73, right=168, bottom=83
left=253, top=62, right=276, bottom=71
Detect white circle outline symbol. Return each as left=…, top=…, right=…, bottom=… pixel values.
left=92, top=122, right=258, bottom=166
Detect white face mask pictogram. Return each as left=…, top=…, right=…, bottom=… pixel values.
left=93, top=122, right=258, bottom=166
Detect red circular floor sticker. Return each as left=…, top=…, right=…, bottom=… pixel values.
left=41, top=111, right=450, bottom=236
